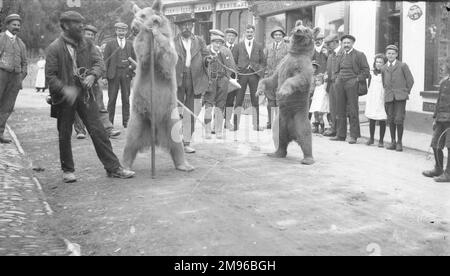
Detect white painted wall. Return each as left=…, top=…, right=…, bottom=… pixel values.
left=402, top=1, right=426, bottom=113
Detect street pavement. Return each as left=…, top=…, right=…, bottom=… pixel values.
left=1, top=88, right=449, bottom=256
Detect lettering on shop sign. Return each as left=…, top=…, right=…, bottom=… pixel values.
left=408, top=4, right=423, bottom=21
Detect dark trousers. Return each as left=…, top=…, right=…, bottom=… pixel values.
left=0, top=69, right=21, bottom=137
left=335, top=78, right=360, bottom=138
left=328, top=81, right=337, bottom=133
left=177, top=71, right=199, bottom=144
left=107, top=68, right=131, bottom=127
left=74, top=83, right=113, bottom=135
left=236, top=71, right=260, bottom=128
left=57, top=95, right=121, bottom=173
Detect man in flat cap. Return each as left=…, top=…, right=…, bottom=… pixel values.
left=262, top=26, right=288, bottom=129
left=74, top=24, right=121, bottom=140
left=103, top=22, right=136, bottom=129
left=203, top=30, right=237, bottom=139
left=323, top=33, right=342, bottom=137
left=382, top=44, right=414, bottom=152
left=331, top=34, right=370, bottom=144
left=223, top=27, right=239, bottom=129
left=173, top=13, right=209, bottom=154
left=0, top=14, right=27, bottom=144
left=46, top=11, right=135, bottom=183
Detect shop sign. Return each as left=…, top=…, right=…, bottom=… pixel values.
left=216, top=1, right=248, bottom=11
left=195, top=3, right=212, bottom=13
left=407, top=4, right=423, bottom=21
left=165, top=5, right=193, bottom=16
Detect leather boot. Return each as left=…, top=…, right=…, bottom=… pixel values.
left=319, top=123, right=325, bottom=134
left=312, top=122, right=319, bottom=134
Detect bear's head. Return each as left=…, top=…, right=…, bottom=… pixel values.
left=289, top=20, right=321, bottom=57
left=131, top=0, right=172, bottom=38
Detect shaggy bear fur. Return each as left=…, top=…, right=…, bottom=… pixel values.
left=257, top=21, right=320, bottom=165
left=122, top=0, right=194, bottom=172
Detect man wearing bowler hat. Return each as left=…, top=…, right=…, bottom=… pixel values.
left=331, top=34, right=370, bottom=144
left=262, top=26, right=288, bottom=129
left=74, top=24, right=121, bottom=139
left=45, top=11, right=135, bottom=183
left=0, top=14, right=27, bottom=144
left=173, top=13, right=209, bottom=154
left=323, top=33, right=342, bottom=137
left=103, top=22, right=136, bottom=129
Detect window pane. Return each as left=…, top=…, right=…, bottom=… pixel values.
left=314, top=2, right=346, bottom=38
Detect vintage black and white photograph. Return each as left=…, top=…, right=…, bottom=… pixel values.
left=0, top=0, right=449, bottom=259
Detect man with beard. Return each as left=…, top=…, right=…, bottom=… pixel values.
left=74, top=25, right=121, bottom=140
left=174, top=13, right=209, bottom=154
left=330, top=34, right=370, bottom=144
left=0, top=14, right=27, bottom=144
left=104, top=22, right=136, bottom=129
left=45, top=11, right=135, bottom=183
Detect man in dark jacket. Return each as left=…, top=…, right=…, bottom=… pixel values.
left=173, top=13, right=209, bottom=154
left=0, top=14, right=27, bottom=144
left=382, top=44, right=414, bottom=152
left=45, top=11, right=135, bottom=183
left=331, top=34, right=370, bottom=144
left=233, top=24, right=266, bottom=131
left=103, top=22, right=136, bottom=128
left=423, top=57, right=450, bottom=182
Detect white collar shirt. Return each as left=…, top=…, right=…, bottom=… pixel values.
left=244, top=38, right=254, bottom=57
left=181, top=37, right=192, bottom=68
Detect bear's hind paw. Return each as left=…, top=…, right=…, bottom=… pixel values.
left=176, top=163, right=195, bottom=172
left=267, top=151, right=287, bottom=158
left=301, top=157, right=315, bottom=165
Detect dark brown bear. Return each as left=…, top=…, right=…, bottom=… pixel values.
left=257, top=21, right=320, bottom=165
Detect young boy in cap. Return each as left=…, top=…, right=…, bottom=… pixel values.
left=204, top=30, right=237, bottom=139
left=423, top=57, right=450, bottom=182
left=103, top=22, right=136, bottom=129
left=46, top=11, right=135, bottom=183
left=0, top=14, right=27, bottom=144
left=224, top=27, right=239, bottom=129
left=382, top=44, right=414, bottom=152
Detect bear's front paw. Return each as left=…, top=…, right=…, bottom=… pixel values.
left=176, top=163, right=195, bottom=172
left=278, top=87, right=292, bottom=96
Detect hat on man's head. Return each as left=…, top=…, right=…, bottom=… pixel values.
left=210, top=35, right=225, bottom=43
left=324, top=33, right=339, bottom=43
left=114, top=22, right=128, bottom=29
left=5, top=14, right=22, bottom=24
left=209, top=29, right=225, bottom=38
left=270, top=26, right=286, bottom=39
left=315, top=33, right=325, bottom=40
left=340, top=34, right=356, bottom=42
left=173, top=13, right=197, bottom=25
left=84, top=25, right=98, bottom=34
left=385, top=44, right=399, bottom=52
left=60, top=11, right=85, bottom=23
left=225, top=28, right=238, bottom=37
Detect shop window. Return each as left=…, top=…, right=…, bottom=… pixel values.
left=425, top=1, right=450, bottom=91
left=314, top=2, right=346, bottom=38
left=376, top=1, right=401, bottom=58
left=264, top=13, right=286, bottom=48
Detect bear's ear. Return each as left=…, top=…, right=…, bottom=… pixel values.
left=132, top=2, right=141, bottom=14
left=295, top=20, right=303, bottom=27
left=312, top=27, right=321, bottom=39
left=152, top=0, right=163, bottom=14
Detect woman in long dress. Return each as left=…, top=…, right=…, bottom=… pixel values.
left=35, top=55, right=46, bottom=92
left=365, top=54, right=388, bottom=147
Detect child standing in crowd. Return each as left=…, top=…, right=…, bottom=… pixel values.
left=365, top=54, right=387, bottom=147
left=310, top=71, right=329, bottom=134
left=35, top=55, right=46, bottom=93
left=423, top=57, right=450, bottom=182
left=382, top=44, right=414, bottom=152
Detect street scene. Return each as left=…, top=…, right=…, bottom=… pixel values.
left=1, top=0, right=450, bottom=257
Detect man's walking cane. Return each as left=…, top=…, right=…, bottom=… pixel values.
left=130, top=31, right=156, bottom=178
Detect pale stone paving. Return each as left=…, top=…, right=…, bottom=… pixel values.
left=0, top=141, right=66, bottom=256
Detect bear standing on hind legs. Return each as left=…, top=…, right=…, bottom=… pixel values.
left=257, top=21, right=320, bottom=165
left=122, top=0, right=194, bottom=172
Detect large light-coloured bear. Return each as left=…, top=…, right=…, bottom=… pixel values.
left=257, top=21, right=320, bottom=165
left=123, top=0, right=194, bottom=172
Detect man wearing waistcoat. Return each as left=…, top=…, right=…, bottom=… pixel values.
left=331, top=34, right=370, bottom=144
left=104, top=22, right=136, bottom=128
left=174, top=13, right=209, bottom=154
left=323, top=33, right=342, bottom=137
left=0, top=14, right=27, bottom=144
left=382, top=44, right=414, bottom=152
